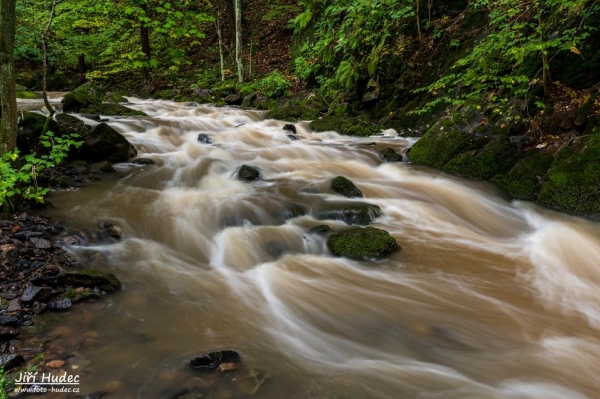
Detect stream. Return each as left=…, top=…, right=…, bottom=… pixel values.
left=16, top=97, right=600, bottom=399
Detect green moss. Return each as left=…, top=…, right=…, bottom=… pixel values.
left=492, top=153, right=554, bottom=201
left=16, top=90, right=40, bottom=99
left=408, top=121, right=474, bottom=168
left=443, top=138, right=515, bottom=180
left=327, top=227, right=400, bottom=261
left=536, top=132, right=600, bottom=217
left=331, top=176, right=363, bottom=198
left=266, top=101, right=320, bottom=121
left=57, top=269, right=121, bottom=292
left=103, top=93, right=128, bottom=103
left=59, top=287, right=102, bottom=303
left=80, top=103, right=147, bottom=116
left=310, top=115, right=381, bottom=137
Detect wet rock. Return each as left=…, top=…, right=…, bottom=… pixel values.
left=378, top=147, right=403, bottom=163
left=90, top=161, right=115, bottom=173
left=283, top=124, right=297, bottom=134
left=0, top=354, right=24, bottom=371
left=264, top=241, right=286, bottom=258
left=327, top=227, right=400, bottom=261
left=190, top=350, right=240, bottom=371
left=242, top=93, right=257, bottom=108
left=132, top=158, right=155, bottom=165
left=20, top=286, right=53, bottom=303
left=57, top=269, right=121, bottom=292
left=308, top=225, right=333, bottom=235
left=331, top=176, right=363, bottom=198
left=6, top=299, right=22, bottom=312
left=80, top=123, right=137, bottom=163
left=55, top=113, right=91, bottom=136
left=224, top=94, right=243, bottom=105
left=46, top=359, right=66, bottom=368
left=0, top=316, right=19, bottom=326
left=314, top=202, right=382, bottom=225
left=99, top=222, right=123, bottom=239
left=197, top=133, right=213, bottom=144
left=46, top=298, right=73, bottom=311
left=237, top=165, right=260, bottom=182
left=83, top=391, right=107, bottom=399
left=0, top=327, right=18, bottom=341
left=287, top=134, right=298, bottom=141
left=32, top=302, right=46, bottom=314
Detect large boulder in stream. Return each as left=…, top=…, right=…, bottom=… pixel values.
left=62, top=82, right=146, bottom=116
left=327, top=227, right=400, bottom=261
left=331, top=176, right=363, bottom=198
left=79, top=122, right=137, bottom=163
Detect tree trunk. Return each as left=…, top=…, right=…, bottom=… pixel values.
left=0, top=0, right=17, bottom=153
left=42, top=0, right=60, bottom=118
left=140, top=3, right=151, bottom=81
left=538, top=12, right=550, bottom=97
left=225, top=0, right=236, bottom=47
left=214, top=5, right=225, bottom=82
left=235, top=0, right=243, bottom=83
left=416, top=0, right=424, bottom=45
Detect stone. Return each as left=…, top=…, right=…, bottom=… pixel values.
left=242, top=93, right=257, bottom=108
left=90, top=161, right=116, bottom=173
left=20, top=286, right=53, bottom=303
left=331, top=176, right=363, bottom=198
left=197, top=133, right=213, bottom=144
left=57, top=269, right=121, bottom=292
left=327, top=227, right=400, bottom=261
left=0, top=354, right=24, bottom=371
left=223, top=94, right=243, bottom=105
left=80, top=123, right=137, bottom=163
left=237, top=165, right=260, bottom=181
left=190, top=350, right=240, bottom=371
left=0, top=327, right=18, bottom=341
left=217, top=362, right=237, bottom=372
left=378, top=147, right=403, bottom=163
left=313, top=202, right=383, bottom=225
left=6, top=299, right=21, bottom=313
left=132, top=158, right=155, bottom=165
left=46, top=359, right=66, bottom=368
left=99, top=222, right=123, bottom=239
left=308, top=225, right=333, bottom=235
left=282, top=124, right=297, bottom=134
left=0, top=316, right=19, bottom=326
left=46, top=298, right=73, bottom=310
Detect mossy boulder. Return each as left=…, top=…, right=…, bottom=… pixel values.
left=310, top=115, right=381, bottom=137
left=80, top=103, right=147, bottom=116
left=313, top=201, right=382, bottom=225
left=15, top=85, right=40, bottom=99
left=103, top=93, right=129, bottom=103
left=55, top=113, right=91, bottom=136
left=492, top=153, right=554, bottom=201
left=327, top=227, right=400, bottom=261
left=408, top=121, right=474, bottom=168
left=266, top=101, right=320, bottom=121
left=57, top=269, right=121, bottom=292
left=443, top=137, right=516, bottom=180
left=331, top=176, right=363, bottom=198
left=79, top=122, right=137, bottom=163
left=378, top=147, right=403, bottom=162
left=536, top=132, right=600, bottom=217
left=62, top=82, right=105, bottom=113
left=16, top=111, right=73, bottom=154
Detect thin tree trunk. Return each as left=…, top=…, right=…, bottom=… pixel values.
left=235, top=0, right=243, bottom=83
left=538, top=12, right=550, bottom=97
left=42, top=0, right=60, bottom=118
left=77, top=54, right=87, bottom=75
left=140, top=3, right=151, bottom=81
left=0, top=0, right=17, bottom=153
left=225, top=0, right=236, bottom=47
left=214, top=2, right=225, bottom=82
left=416, top=0, right=424, bottom=44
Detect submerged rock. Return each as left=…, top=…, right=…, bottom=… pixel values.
left=331, top=176, right=363, bottom=198
left=327, top=227, right=400, bottom=261
left=190, top=350, right=240, bottom=371
left=378, top=147, right=403, bottom=163
left=98, top=222, right=123, bottom=239
left=197, top=133, right=213, bottom=144
left=237, top=165, right=260, bottom=181
left=57, top=269, right=121, bottom=292
left=132, top=158, right=155, bottom=165
left=313, top=202, right=382, bottom=225
left=308, top=225, right=333, bottom=235
left=90, top=161, right=116, bottom=173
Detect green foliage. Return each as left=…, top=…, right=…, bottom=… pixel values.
left=416, top=0, right=599, bottom=119
left=253, top=72, right=293, bottom=98
left=292, top=0, right=415, bottom=91
left=0, top=368, right=6, bottom=399
left=0, top=130, right=82, bottom=210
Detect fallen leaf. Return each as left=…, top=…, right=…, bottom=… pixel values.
left=46, top=360, right=65, bottom=368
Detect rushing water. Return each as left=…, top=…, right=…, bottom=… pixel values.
left=19, top=98, right=600, bottom=398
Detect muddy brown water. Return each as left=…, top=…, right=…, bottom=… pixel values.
left=16, top=98, right=600, bottom=399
